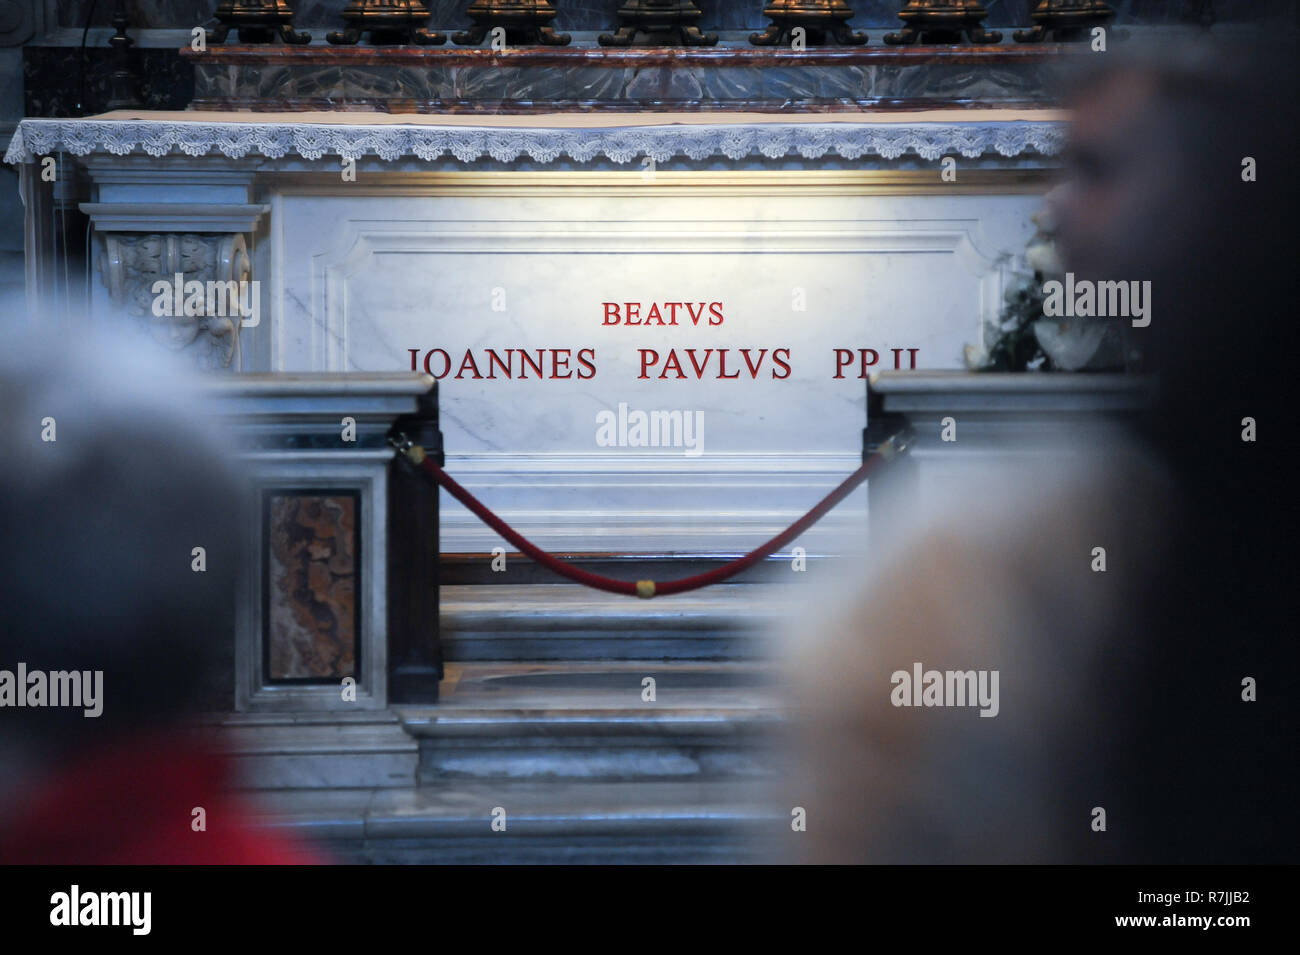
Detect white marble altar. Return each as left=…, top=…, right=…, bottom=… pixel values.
left=7, top=111, right=1063, bottom=552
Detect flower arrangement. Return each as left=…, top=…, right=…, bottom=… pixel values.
left=965, top=207, right=1061, bottom=372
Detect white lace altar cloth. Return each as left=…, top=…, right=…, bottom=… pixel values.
left=5, top=110, right=1067, bottom=165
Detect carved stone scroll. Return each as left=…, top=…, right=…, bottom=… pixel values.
left=98, top=232, right=253, bottom=371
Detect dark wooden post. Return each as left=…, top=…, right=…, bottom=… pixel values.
left=387, top=383, right=444, bottom=704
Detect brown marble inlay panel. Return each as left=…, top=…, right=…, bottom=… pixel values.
left=266, top=492, right=359, bottom=682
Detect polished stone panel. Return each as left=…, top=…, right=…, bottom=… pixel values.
left=266, top=491, right=360, bottom=681
left=185, top=44, right=1069, bottom=112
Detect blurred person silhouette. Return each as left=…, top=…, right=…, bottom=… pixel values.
left=0, top=332, right=323, bottom=863
left=780, top=39, right=1297, bottom=864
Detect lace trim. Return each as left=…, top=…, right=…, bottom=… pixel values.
left=6, top=118, right=1065, bottom=165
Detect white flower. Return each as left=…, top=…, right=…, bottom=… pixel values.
left=1025, top=240, right=1062, bottom=277
left=963, top=343, right=988, bottom=370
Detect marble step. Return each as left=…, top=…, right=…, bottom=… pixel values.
left=402, top=662, right=785, bottom=783
left=440, top=583, right=793, bottom=661
left=214, top=711, right=419, bottom=790
left=247, top=779, right=786, bottom=864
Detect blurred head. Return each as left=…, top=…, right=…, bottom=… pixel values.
left=1050, top=39, right=1295, bottom=446
left=0, top=331, right=239, bottom=791
left=781, top=36, right=1298, bottom=864
left=1051, top=42, right=1263, bottom=284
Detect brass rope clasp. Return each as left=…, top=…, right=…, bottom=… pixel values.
left=387, top=430, right=427, bottom=465
left=877, top=428, right=913, bottom=461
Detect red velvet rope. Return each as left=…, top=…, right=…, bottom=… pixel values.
left=411, top=439, right=900, bottom=598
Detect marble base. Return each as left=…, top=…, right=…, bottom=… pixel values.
left=214, top=710, right=419, bottom=788
left=202, top=373, right=440, bottom=711
left=865, top=370, right=1155, bottom=539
